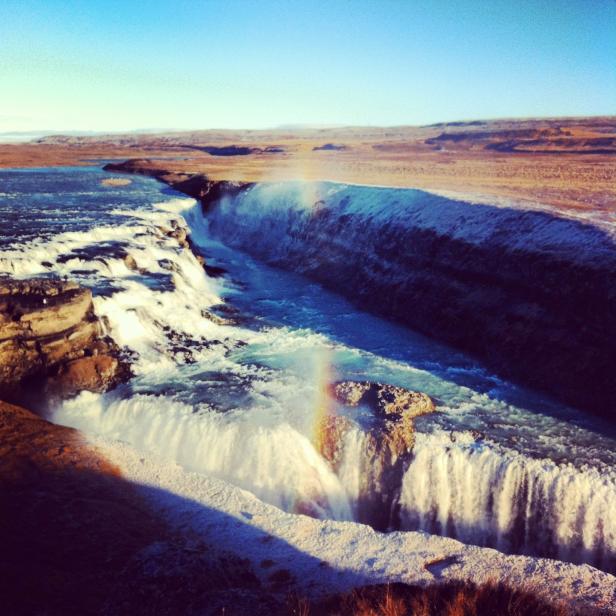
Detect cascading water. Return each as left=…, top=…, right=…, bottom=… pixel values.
left=59, top=392, right=353, bottom=520
left=2, top=166, right=616, bottom=573
left=399, top=432, right=616, bottom=572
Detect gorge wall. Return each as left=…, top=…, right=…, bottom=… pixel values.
left=105, top=161, right=616, bottom=420
left=0, top=277, right=127, bottom=410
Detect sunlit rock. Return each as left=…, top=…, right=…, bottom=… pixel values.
left=0, top=277, right=128, bottom=408
left=317, top=380, right=435, bottom=530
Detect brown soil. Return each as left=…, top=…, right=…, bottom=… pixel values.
left=1, top=117, right=615, bottom=214
left=0, top=400, right=167, bottom=615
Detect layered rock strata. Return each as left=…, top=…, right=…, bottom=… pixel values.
left=317, top=381, right=435, bottom=530
left=0, top=277, right=127, bottom=408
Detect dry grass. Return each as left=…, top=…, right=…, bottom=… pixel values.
left=288, top=581, right=573, bottom=616
left=1, top=117, right=615, bottom=214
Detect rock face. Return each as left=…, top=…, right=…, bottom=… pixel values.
left=0, top=277, right=127, bottom=408
left=318, top=381, right=435, bottom=530
left=103, top=160, right=251, bottom=211
left=195, top=181, right=616, bottom=421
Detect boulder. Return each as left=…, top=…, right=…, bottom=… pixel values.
left=45, top=355, right=122, bottom=400
left=153, top=223, right=191, bottom=250
left=170, top=227, right=188, bottom=244
left=0, top=277, right=127, bottom=409
left=158, top=258, right=180, bottom=273
left=317, top=381, right=435, bottom=530
left=123, top=254, right=139, bottom=271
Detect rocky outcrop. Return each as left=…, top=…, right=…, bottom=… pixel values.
left=155, top=219, right=191, bottom=250
left=333, top=381, right=435, bottom=420
left=328, top=381, right=434, bottom=464
left=0, top=277, right=127, bottom=408
left=103, top=159, right=251, bottom=210
left=317, top=381, right=435, bottom=529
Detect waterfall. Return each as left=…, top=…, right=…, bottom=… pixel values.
left=7, top=169, right=608, bottom=574
left=399, top=432, right=616, bottom=571
left=56, top=393, right=354, bottom=521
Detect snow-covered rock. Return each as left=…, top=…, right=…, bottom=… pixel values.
left=203, top=181, right=616, bottom=419
left=93, top=436, right=616, bottom=614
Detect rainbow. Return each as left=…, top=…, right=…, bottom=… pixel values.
left=310, top=346, right=337, bottom=456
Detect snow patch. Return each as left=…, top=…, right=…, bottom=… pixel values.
left=91, top=436, right=616, bottom=613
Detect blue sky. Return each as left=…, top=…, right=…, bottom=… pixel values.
left=1, top=0, right=615, bottom=131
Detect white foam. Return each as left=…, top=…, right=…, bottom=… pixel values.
left=57, top=391, right=352, bottom=520
left=90, top=434, right=616, bottom=613
left=400, top=432, right=616, bottom=571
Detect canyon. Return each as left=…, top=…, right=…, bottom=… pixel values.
left=105, top=158, right=616, bottom=420
left=1, top=120, right=615, bottom=614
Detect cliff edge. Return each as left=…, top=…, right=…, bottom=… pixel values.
left=0, top=277, right=128, bottom=409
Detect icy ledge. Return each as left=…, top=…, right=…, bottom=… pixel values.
left=93, top=436, right=616, bottom=614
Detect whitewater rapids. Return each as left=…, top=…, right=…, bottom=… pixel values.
left=1, top=166, right=615, bottom=573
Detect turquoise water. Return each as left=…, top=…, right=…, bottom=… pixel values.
left=2, top=165, right=615, bottom=571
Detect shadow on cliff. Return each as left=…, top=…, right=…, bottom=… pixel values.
left=1, top=462, right=581, bottom=616
left=182, top=180, right=616, bottom=427
left=0, top=467, right=373, bottom=616
left=0, top=404, right=370, bottom=615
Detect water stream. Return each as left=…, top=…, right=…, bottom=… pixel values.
left=1, top=166, right=615, bottom=572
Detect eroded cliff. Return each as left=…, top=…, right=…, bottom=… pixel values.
left=0, top=277, right=128, bottom=408
left=105, top=160, right=616, bottom=420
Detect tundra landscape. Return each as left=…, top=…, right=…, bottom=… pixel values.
left=3, top=117, right=615, bottom=212
left=1, top=1, right=615, bottom=615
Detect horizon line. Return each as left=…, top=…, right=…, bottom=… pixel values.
left=2, top=113, right=616, bottom=138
